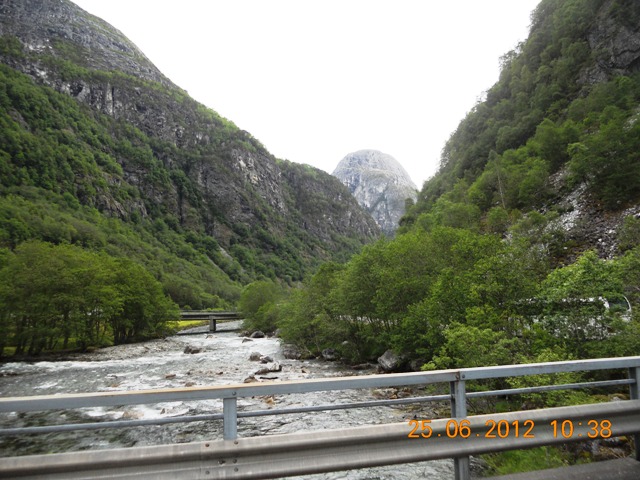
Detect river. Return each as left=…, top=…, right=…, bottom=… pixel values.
left=0, top=322, right=453, bottom=479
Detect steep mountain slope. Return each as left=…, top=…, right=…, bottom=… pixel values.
left=403, top=0, right=640, bottom=259
left=332, top=150, right=417, bottom=235
left=0, top=0, right=380, bottom=307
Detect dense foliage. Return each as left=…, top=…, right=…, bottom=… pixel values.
left=258, top=226, right=640, bottom=367
left=403, top=0, right=640, bottom=229
left=0, top=241, right=178, bottom=356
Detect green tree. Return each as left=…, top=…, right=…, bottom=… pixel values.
left=538, top=251, right=624, bottom=357
left=238, top=280, right=282, bottom=333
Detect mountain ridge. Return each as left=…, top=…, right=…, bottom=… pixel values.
left=0, top=0, right=380, bottom=307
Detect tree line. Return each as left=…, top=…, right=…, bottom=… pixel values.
left=0, top=241, right=178, bottom=357
left=241, top=224, right=640, bottom=368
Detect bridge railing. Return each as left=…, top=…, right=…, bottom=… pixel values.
left=1, top=356, right=640, bottom=479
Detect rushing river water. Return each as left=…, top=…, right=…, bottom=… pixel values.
left=0, top=322, right=453, bottom=479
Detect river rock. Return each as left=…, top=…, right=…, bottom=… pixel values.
left=183, top=345, right=201, bottom=354
left=243, top=374, right=258, bottom=383
left=249, top=352, right=262, bottom=361
left=282, top=344, right=302, bottom=360
left=255, top=362, right=282, bottom=375
left=321, top=348, right=338, bottom=361
left=250, top=331, right=266, bottom=339
left=259, top=355, right=273, bottom=364
left=377, top=349, right=405, bottom=372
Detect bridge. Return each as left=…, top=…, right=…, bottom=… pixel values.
left=178, top=310, right=242, bottom=333
left=1, top=356, right=640, bottom=479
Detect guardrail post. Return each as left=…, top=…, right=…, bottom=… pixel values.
left=630, top=367, right=640, bottom=461
left=450, top=373, right=469, bottom=480
left=223, top=395, right=238, bottom=440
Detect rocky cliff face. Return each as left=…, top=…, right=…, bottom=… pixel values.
left=0, top=0, right=173, bottom=87
left=580, top=0, right=640, bottom=85
left=0, top=0, right=380, bottom=284
left=332, top=150, right=417, bottom=235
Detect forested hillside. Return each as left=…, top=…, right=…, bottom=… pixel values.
left=254, top=0, right=640, bottom=372
left=0, top=0, right=379, bottom=354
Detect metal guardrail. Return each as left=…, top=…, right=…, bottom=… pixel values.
left=1, top=356, right=640, bottom=479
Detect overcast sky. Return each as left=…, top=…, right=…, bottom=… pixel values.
left=72, top=0, right=540, bottom=188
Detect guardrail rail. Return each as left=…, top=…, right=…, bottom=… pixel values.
left=1, top=356, right=639, bottom=479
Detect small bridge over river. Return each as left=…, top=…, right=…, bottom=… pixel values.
left=178, top=310, right=242, bottom=334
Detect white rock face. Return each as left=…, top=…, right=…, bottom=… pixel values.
left=332, top=150, right=417, bottom=235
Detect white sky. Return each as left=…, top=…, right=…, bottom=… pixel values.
left=72, top=0, right=540, bottom=188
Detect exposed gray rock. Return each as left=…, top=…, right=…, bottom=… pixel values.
left=377, top=349, right=405, bottom=372
left=579, top=0, right=640, bottom=86
left=259, top=355, right=273, bottom=364
left=183, top=345, right=201, bottom=355
left=249, top=352, right=262, bottom=361
left=282, top=344, right=302, bottom=360
left=255, top=362, right=282, bottom=375
left=250, top=331, right=265, bottom=339
left=333, top=150, right=417, bottom=235
left=321, top=348, right=338, bottom=361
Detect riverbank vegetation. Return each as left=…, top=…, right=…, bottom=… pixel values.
left=244, top=226, right=640, bottom=367
left=0, top=240, right=179, bottom=357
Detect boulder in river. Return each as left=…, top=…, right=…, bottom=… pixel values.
left=282, top=344, right=302, bottom=360
left=377, top=349, right=405, bottom=372
left=183, top=345, right=201, bottom=355
left=321, top=348, right=338, bottom=361
left=255, top=362, right=282, bottom=375
left=250, top=331, right=266, bottom=339
left=249, top=352, right=262, bottom=361
left=259, top=355, right=273, bottom=364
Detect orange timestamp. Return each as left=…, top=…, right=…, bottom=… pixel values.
left=408, top=418, right=612, bottom=439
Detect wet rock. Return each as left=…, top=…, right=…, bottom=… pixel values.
left=255, top=362, right=282, bottom=375
left=259, top=355, right=273, bottom=364
left=282, top=344, right=302, bottom=360
left=242, top=338, right=253, bottom=343
left=377, top=349, right=405, bottom=372
left=249, top=352, right=262, bottom=361
left=184, top=381, right=196, bottom=387
left=122, top=409, right=143, bottom=420
left=250, top=331, right=266, bottom=339
left=183, top=345, right=201, bottom=354
left=165, top=373, right=177, bottom=379
left=243, top=375, right=258, bottom=383
left=321, top=348, right=338, bottom=361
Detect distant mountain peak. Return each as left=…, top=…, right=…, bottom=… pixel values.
left=332, top=150, right=417, bottom=235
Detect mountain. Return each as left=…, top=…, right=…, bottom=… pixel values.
left=332, top=150, right=417, bottom=235
left=0, top=0, right=380, bottom=308
left=272, top=0, right=640, bottom=379
left=402, top=0, right=640, bottom=260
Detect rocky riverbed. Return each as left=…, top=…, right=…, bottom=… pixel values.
left=0, top=322, right=452, bottom=479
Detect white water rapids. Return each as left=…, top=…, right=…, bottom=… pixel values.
left=0, top=322, right=453, bottom=479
